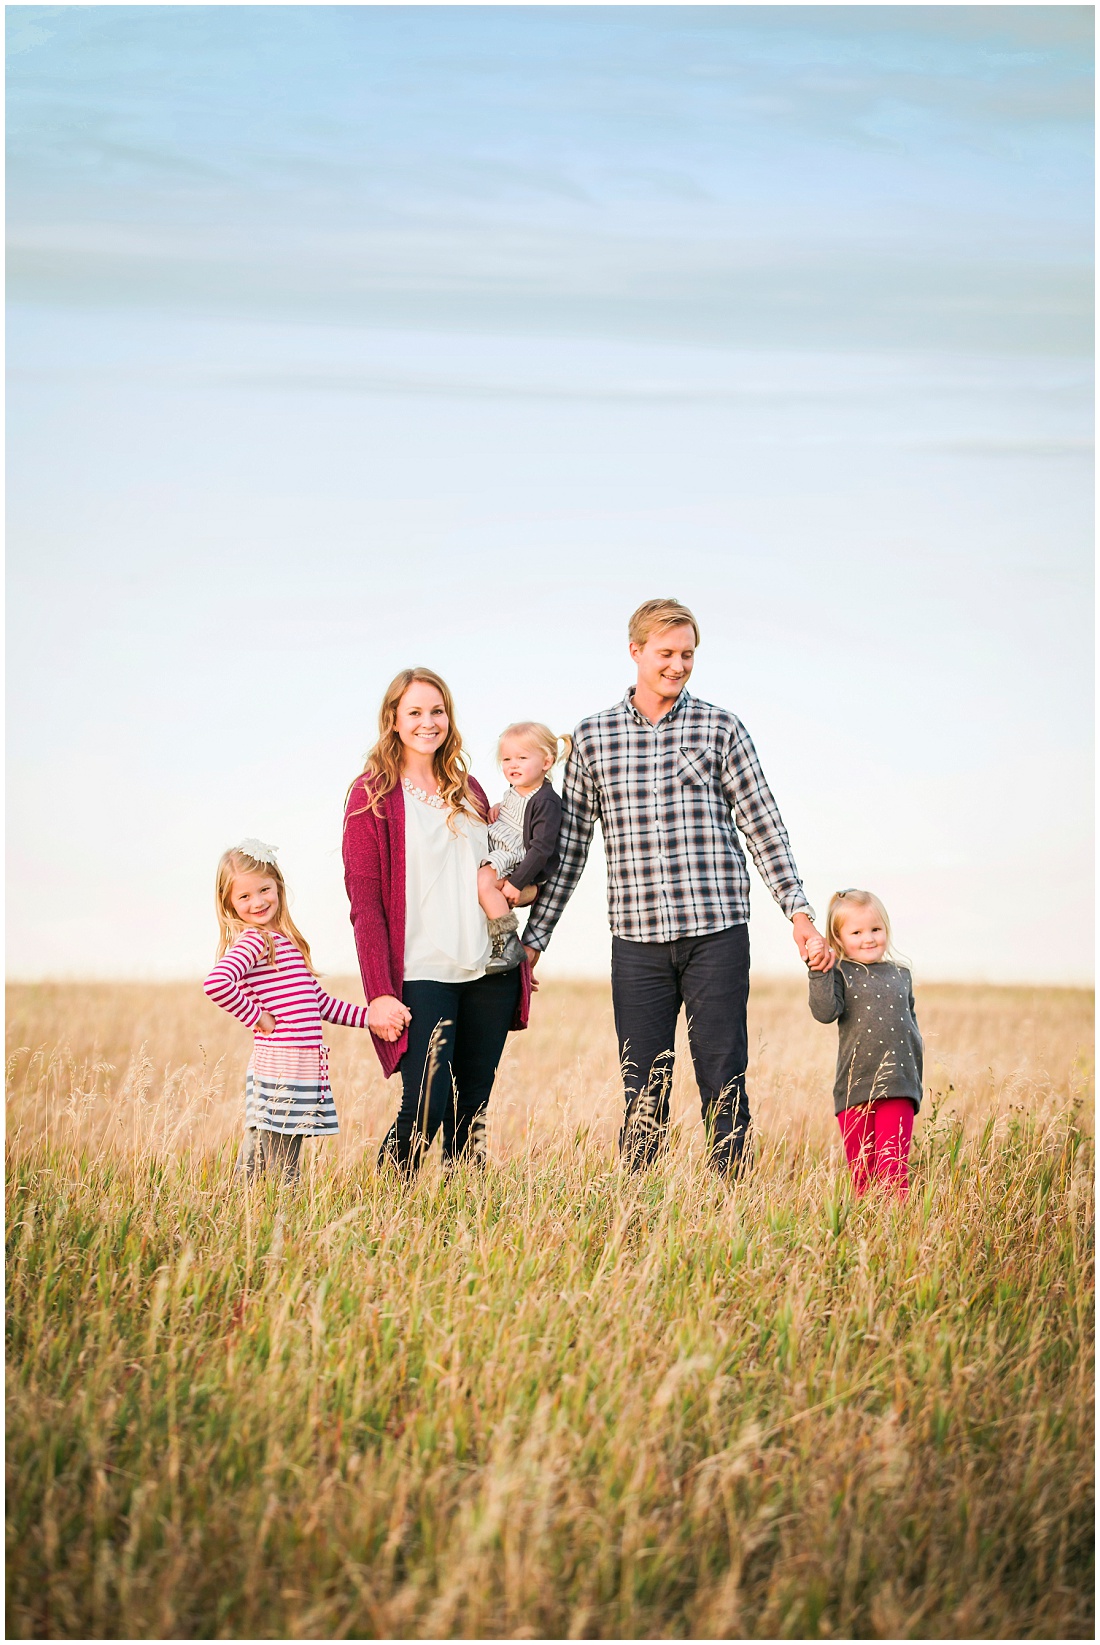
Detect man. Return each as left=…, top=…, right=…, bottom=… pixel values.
left=522, top=597, right=831, bottom=1175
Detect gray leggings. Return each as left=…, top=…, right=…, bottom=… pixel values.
left=237, top=1127, right=303, bottom=1183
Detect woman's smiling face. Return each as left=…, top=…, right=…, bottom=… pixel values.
left=395, top=680, right=449, bottom=758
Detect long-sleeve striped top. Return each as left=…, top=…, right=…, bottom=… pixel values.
left=523, top=687, right=813, bottom=950
left=203, top=928, right=369, bottom=1046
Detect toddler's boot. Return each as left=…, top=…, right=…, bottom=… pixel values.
left=485, top=911, right=525, bottom=973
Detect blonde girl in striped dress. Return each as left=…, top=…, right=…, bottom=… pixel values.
left=204, top=839, right=371, bottom=1182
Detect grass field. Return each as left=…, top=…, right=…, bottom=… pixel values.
left=6, top=976, right=1095, bottom=1638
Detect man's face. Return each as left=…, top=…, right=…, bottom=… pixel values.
left=629, top=623, right=696, bottom=700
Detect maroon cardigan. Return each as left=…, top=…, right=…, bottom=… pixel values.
left=342, top=774, right=532, bottom=1077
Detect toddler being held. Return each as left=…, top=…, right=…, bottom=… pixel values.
left=477, top=722, right=568, bottom=972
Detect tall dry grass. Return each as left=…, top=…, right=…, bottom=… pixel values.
left=6, top=977, right=1095, bottom=1638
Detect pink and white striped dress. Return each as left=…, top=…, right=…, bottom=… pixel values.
left=203, top=928, right=369, bottom=1135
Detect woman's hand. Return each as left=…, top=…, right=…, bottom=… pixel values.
left=257, top=1011, right=277, bottom=1035
left=368, top=995, right=412, bottom=1042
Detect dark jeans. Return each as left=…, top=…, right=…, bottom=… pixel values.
left=611, top=923, right=751, bottom=1174
left=380, top=969, right=520, bottom=1174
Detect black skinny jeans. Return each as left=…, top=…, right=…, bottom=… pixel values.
left=611, top=923, right=751, bottom=1174
left=380, top=969, right=520, bottom=1174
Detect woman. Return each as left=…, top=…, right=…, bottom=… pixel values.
left=343, top=667, right=532, bottom=1172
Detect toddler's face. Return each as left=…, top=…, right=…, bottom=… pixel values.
left=500, top=739, right=552, bottom=794
left=230, top=871, right=280, bottom=928
left=835, top=906, right=888, bottom=964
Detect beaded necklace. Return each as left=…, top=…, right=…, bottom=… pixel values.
left=402, top=776, right=445, bottom=810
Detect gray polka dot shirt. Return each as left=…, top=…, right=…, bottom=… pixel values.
left=808, top=960, right=923, bottom=1114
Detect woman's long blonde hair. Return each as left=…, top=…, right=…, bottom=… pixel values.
left=825, top=888, right=894, bottom=967
left=497, top=721, right=573, bottom=769
left=215, top=847, right=316, bottom=971
left=353, top=667, right=484, bottom=828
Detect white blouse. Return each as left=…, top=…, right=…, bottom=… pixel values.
left=403, top=789, right=492, bottom=984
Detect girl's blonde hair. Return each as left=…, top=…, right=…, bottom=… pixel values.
left=825, top=888, right=893, bottom=967
left=497, top=721, right=573, bottom=769
left=353, top=667, right=484, bottom=829
left=215, top=848, right=316, bottom=971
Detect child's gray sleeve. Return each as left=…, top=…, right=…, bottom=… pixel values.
left=808, top=967, right=845, bottom=1023
left=906, top=970, right=924, bottom=1080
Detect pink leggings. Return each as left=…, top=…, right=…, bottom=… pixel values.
left=836, top=1098, right=916, bottom=1197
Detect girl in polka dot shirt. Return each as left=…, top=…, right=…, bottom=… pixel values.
left=806, top=889, right=923, bottom=1198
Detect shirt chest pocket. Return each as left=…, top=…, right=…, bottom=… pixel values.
left=676, top=747, right=715, bottom=788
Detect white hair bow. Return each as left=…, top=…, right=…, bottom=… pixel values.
left=235, top=837, right=279, bottom=865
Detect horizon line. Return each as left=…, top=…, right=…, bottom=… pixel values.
left=6, top=971, right=1094, bottom=992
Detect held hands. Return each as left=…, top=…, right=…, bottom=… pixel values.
left=368, top=994, right=413, bottom=1042
left=792, top=911, right=835, bottom=972
left=257, top=1011, right=277, bottom=1035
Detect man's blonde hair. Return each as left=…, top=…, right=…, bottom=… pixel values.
left=628, top=598, right=700, bottom=649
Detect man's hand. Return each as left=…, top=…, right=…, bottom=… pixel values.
left=792, top=911, right=835, bottom=971
left=501, top=880, right=521, bottom=906
left=368, top=994, right=412, bottom=1042
left=523, top=945, right=541, bottom=990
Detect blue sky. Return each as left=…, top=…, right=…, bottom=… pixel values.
left=7, top=6, right=1094, bottom=982
left=9, top=7, right=1093, bottom=348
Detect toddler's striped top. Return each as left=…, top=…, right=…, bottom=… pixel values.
left=204, top=928, right=369, bottom=1045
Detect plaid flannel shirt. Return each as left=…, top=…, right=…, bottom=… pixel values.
left=523, top=688, right=813, bottom=950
